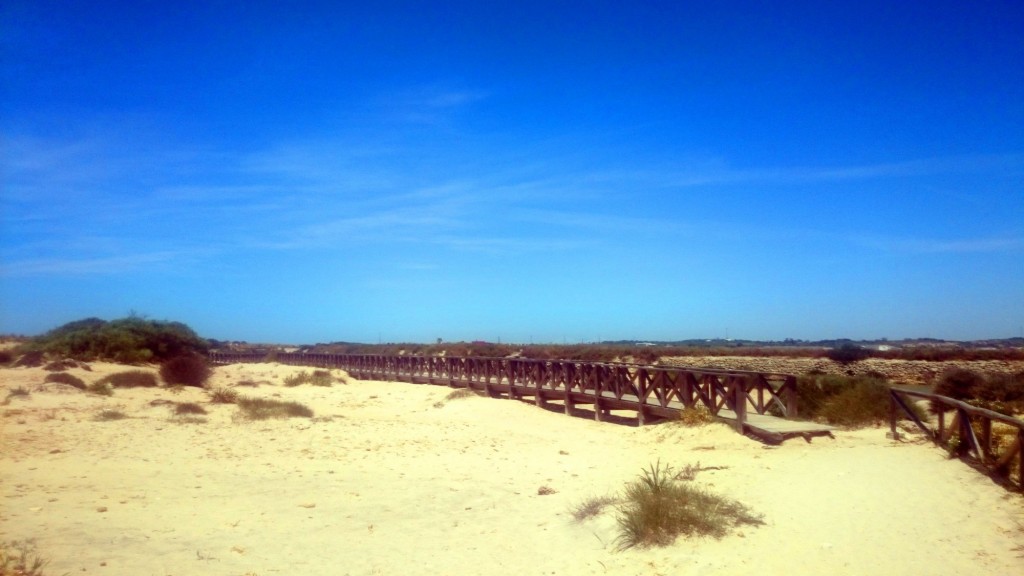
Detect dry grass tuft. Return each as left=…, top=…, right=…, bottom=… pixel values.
left=208, top=387, right=239, bottom=404
left=235, top=395, right=313, bottom=420
left=0, top=539, right=51, bottom=576
left=86, top=382, right=113, bottom=396
left=284, top=370, right=335, bottom=387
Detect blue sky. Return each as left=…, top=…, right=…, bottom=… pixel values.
left=2, top=1, right=1023, bottom=343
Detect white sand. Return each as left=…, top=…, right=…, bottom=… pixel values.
left=2, top=362, right=1022, bottom=575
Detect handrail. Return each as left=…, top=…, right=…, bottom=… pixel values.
left=889, top=387, right=1024, bottom=491
left=209, top=351, right=801, bottom=433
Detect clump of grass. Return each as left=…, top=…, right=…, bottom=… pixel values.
left=208, top=387, right=239, bottom=404
left=0, top=539, right=51, bottom=576
left=537, top=485, right=557, bottom=496
left=570, top=495, right=618, bottom=522
left=174, top=402, right=207, bottom=415
left=284, top=370, right=335, bottom=387
left=614, top=461, right=763, bottom=549
left=94, top=409, right=128, bottom=421
left=95, top=370, right=158, bottom=388
left=160, top=355, right=212, bottom=387
left=86, top=382, right=113, bottom=396
left=236, top=395, right=313, bottom=420
left=236, top=379, right=261, bottom=387
left=44, top=372, right=86, bottom=390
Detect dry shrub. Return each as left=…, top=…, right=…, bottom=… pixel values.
left=160, top=355, right=212, bottom=387
left=44, top=372, right=86, bottom=390
left=678, top=405, right=715, bottom=426
left=96, top=370, right=158, bottom=388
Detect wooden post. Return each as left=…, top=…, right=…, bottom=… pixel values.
left=980, top=418, right=992, bottom=461
left=1018, top=429, right=1024, bottom=491
left=889, top=392, right=900, bottom=441
left=594, top=375, right=604, bottom=422
left=784, top=376, right=798, bottom=418
left=732, top=378, right=747, bottom=433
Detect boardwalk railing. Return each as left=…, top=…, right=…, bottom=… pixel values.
left=890, top=387, right=1024, bottom=491
left=210, top=352, right=800, bottom=433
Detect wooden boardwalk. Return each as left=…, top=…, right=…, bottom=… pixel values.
left=210, top=352, right=835, bottom=444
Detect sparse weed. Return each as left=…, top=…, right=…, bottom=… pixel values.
left=0, top=539, right=51, bottom=576
left=614, top=461, right=763, bottom=549
left=94, top=409, right=128, bottom=421
left=236, top=395, right=313, bottom=420
left=5, top=386, right=30, bottom=402
left=570, top=495, right=618, bottom=522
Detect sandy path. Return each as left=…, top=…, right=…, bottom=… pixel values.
left=2, top=362, right=1022, bottom=575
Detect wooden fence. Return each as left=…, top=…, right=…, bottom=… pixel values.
left=209, top=352, right=799, bottom=432
left=890, top=387, right=1024, bottom=491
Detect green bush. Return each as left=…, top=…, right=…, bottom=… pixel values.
left=159, top=356, right=212, bottom=387
left=826, top=344, right=873, bottom=364
left=934, top=368, right=985, bottom=400
left=797, top=373, right=923, bottom=427
left=27, top=316, right=208, bottom=363
left=44, top=372, right=86, bottom=390
left=614, top=461, right=762, bottom=549
left=95, top=370, right=158, bottom=388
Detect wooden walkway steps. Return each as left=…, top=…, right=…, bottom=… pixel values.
left=210, top=352, right=836, bottom=444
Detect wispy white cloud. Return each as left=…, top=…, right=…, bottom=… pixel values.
left=855, top=235, right=1024, bottom=254
left=0, top=251, right=191, bottom=277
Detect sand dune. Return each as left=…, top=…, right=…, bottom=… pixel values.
left=2, top=362, right=1022, bottom=575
